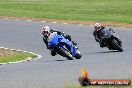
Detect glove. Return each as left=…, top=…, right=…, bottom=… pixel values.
left=57, top=31, right=62, bottom=35
left=50, top=29, right=57, bottom=33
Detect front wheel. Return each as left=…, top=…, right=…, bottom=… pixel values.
left=111, top=39, right=123, bottom=52
left=74, top=51, right=82, bottom=59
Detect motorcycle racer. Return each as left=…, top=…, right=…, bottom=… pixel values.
left=93, top=23, right=122, bottom=48
left=41, top=26, right=77, bottom=56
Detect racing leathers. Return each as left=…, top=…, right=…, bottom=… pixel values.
left=93, top=26, right=121, bottom=48
left=42, top=29, right=77, bottom=56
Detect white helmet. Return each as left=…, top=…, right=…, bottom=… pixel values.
left=95, top=23, right=101, bottom=31
left=41, top=26, right=50, bottom=37
left=41, top=26, right=50, bottom=32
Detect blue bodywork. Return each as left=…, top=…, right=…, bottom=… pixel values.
left=48, top=33, right=76, bottom=57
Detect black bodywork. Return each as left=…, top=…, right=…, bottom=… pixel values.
left=99, top=28, right=123, bottom=52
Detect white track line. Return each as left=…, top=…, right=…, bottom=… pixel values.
left=63, top=23, right=68, bottom=24
left=0, top=47, right=42, bottom=65
left=3, top=18, right=9, bottom=20
left=40, top=21, right=46, bottom=23
left=27, top=20, right=32, bottom=22
left=79, top=24, right=83, bottom=25
left=1, top=18, right=86, bottom=26
left=52, top=22, right=57, bottom=23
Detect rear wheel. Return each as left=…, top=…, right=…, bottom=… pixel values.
left=111, top=39, right=123, bottom=52
left=58, top=48, right=73, bottom=60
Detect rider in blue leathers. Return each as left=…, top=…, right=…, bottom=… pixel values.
left=41, top=26, right=77, bottom=56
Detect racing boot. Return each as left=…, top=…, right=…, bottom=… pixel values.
left=51, top=49, right=57, bottom=56
left=99, top=41, right=104, bottom=48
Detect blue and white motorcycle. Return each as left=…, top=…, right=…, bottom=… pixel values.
left=48, top=32, right=82, bottom=60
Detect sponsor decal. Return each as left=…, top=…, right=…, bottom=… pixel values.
left=78, top=67, right=131, bottom=86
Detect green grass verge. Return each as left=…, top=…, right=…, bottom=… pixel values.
left=0, top=0, right=132, bottom=24
left=63, top=84, right=132, bottom=88
left=0, top=48, right=37, bottom=63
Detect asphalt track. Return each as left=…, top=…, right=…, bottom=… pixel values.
left=0, top=19, right=132, bottom=88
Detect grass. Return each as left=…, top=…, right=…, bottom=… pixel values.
left=0, top=0, right=132, bottom=24
left=63, top=84, right=132, bottom=88
left=0, top=48, right=37, bottom=63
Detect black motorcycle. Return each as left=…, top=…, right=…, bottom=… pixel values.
left=99, top=28, right=123, bottom=52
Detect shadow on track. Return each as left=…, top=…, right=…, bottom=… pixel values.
left=98, top=50, right=119, bottom=53
left=39, top=59, right=67, bottom=63
left=84, top=50, right=119, bottom=55
left=55, top=59, right=67, bottom=62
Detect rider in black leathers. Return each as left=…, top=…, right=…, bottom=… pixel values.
left=41, top=26, right=77, bottom=56
left=93, top=23, right=122, bottom=48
